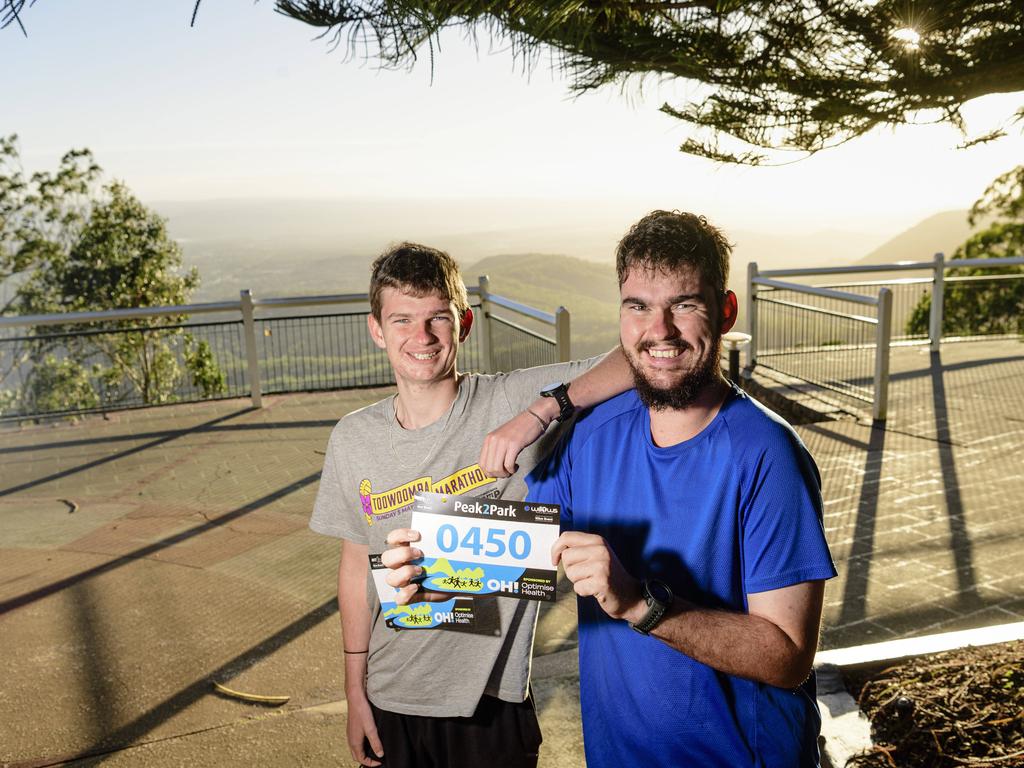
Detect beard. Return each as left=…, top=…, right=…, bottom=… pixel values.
left=626, top=339, right=722, bottom=411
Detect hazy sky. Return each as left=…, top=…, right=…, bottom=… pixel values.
left=4, top=1, right=1023, bottom=236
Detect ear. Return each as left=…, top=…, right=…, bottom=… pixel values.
left=720, top=290, right=738, bottom=334
left=367, top=313, right=387, bottom=350
left=459, top=308, right=474, bottom=341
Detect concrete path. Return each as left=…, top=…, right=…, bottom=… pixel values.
left=1, top=339, right=1021, bottom=766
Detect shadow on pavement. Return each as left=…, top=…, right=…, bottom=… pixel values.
left=0, top=471, right=321, bottom=616
left=13, top=598, right=338, bottom=768
left=929, top=351, right=980, bottom=609
left=0, top=419, right=338, bottom=456
left=0, top=408, right=254, bottom=498
left=838, top=421, right=886, bottom=627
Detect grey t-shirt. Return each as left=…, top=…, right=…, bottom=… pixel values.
left=311, top=358, right=596, bottom=717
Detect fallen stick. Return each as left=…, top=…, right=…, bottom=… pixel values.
left=212, top=681, right=290, bottom=705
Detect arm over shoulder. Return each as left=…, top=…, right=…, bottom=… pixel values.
left=498, top=353, right=607, bottom=414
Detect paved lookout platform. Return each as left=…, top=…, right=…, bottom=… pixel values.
left=2, top=339, right=1022, bottom=766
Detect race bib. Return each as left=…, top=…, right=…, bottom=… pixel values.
left=410, top=491, right=561, bottom=602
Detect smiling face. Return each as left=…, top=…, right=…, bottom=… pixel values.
left=619, top=264, right=737, bottom=410
left=368, top=287, right=472, bottom=389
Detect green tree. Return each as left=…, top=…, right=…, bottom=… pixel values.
left=7, top=2, right=1022, bottom=163
left=0, top=135, right=225, bottom=416
left=268, top=0, right=1024, bottom=165
left=906, top=166, right=1024, bottom=337
left=267, top=0, right=1024, bottom=336
left=8, top=1, right=1022, bottom=164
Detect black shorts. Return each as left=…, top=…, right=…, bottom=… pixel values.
left=368, top=693, right=542, bottom=768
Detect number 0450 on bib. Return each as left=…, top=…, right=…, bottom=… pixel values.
left=410, top=491, right=561, bottom=602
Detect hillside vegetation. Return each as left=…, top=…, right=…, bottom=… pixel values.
left=163, top=198, right=896, bottom=305
left=466, top=254, right=621, bottom=358
left=163, top=205, right=976, bottom=351
left=466, top=249, right=768, bottom=354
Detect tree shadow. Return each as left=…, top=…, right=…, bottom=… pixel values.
left=822, top=592, right=1017, bottom=649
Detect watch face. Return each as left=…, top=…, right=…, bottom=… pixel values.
left=647, top=580, right=673, bottom=604
left=541, top=382, right=563, bottom=395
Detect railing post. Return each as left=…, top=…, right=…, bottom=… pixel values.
left=555, top=306, right=571, bottom=362
left=929, top=252, right=944, bottom=351
left=240, top=289, right=263, bottom=409
left=873, top=287, right=893, bottom=421
left=477, top=275, right=494, bottom=374
left=746, top=261, right=758, bottom=369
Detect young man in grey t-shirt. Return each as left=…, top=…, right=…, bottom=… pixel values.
left=310, top=242, right=630, bottom=767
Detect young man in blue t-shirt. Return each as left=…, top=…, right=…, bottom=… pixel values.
left=528, top=210, right=838, bottom=767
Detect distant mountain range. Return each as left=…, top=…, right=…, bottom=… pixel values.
left=0, top=199, right=977, bottom=356
left=467, top=210, right=976, bottom=348
left=855, top=210, right=977, bottom=266
left=138, top=201, right=983, bottom=352
left=158, top=198, right=970, bottom=299
left=148, top=199, right=975, bottom=350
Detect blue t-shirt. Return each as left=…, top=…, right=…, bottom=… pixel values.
left=527, top=387, right=837, bottom=768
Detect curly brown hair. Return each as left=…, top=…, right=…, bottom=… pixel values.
left=615, top=210, right=731, bottom=294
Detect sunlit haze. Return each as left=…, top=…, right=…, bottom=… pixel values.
left=4, top=0, right=1023, bottom=242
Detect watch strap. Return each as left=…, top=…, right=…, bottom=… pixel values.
left=630, top=579, right=672, bottom=635
left=540, top=382, right=575, bottom=422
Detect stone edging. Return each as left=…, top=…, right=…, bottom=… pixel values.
left=815, top=620, right=1024, bottom=767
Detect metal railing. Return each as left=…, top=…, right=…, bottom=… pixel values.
left=0, top=277, right=571, bottom=420
left=747, top=267, right=893, bottom=420
left=747, top=254, right=1024, bottom=420
left=477, top=276, right=570, bottom=374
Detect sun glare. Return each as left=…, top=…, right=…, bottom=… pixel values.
left=891, top=27, right=921, bottom=51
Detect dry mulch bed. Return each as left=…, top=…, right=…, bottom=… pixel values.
left=843, top=640, right=1023, bottom=767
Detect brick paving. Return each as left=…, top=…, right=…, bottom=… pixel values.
left=807, top=341, right=1024, bottom=647
left=1, top=340, right=1022, bottom=766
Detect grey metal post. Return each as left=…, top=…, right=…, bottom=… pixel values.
left=555, top=306, right=571, bottom=362
left=873, top=287, right=893, bottom=421
left=240, top=289, right=263, bottom=409
left=746, top=261, right=758, bottom=369
left=929, top=252, right=945, bottom=351
left=476, top=275, right=494, bottom=374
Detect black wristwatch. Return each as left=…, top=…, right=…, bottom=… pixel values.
left=540, top=382, right=576, bottom=422
left=630, top=579, right=673, bottom=635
